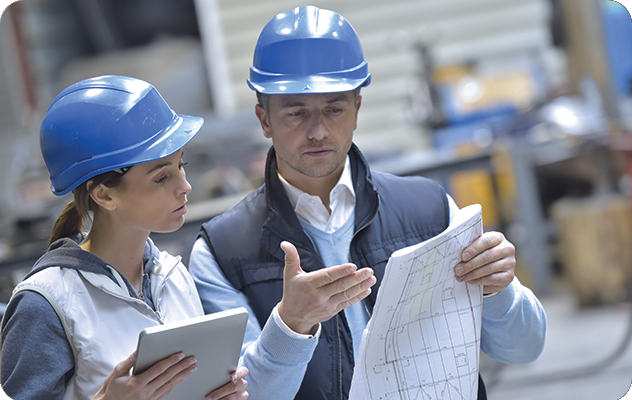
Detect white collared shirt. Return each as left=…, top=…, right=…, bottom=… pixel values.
left=278, top=156, right=356, bottom=233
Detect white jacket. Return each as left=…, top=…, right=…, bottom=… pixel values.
left=12, top=250, right=204, bottom=400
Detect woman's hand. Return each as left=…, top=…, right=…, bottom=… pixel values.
left=206, top=366, right=249, bottom=400
left=92, top=351, right=197, bottom=400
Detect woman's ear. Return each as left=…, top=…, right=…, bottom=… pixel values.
left=88, top=181, right=117, bottom=211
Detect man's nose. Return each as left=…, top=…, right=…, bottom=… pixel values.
left=306, top=114, right=328, bottom=141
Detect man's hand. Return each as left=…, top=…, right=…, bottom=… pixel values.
left=454, top=231, right=515, bottom=295
left=278, top=241, right=376, bottom=334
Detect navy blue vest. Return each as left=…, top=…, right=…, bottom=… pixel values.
left=199, top=145, right=486, bottom=399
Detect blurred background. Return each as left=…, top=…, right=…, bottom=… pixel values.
left=1, top=0, right=632, bottom=398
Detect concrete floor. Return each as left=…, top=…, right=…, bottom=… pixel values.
left=481, top=284, right=632, bottom=400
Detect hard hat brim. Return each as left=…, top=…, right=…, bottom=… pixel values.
left=50, top=114, right=204, bottom=196
left=247, top=74, right=371, bottom=95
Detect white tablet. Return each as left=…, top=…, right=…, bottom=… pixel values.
left=133, top=307, right=248, bottom=400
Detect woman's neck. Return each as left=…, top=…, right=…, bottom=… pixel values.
left=81, top=224, right=148, bottom=292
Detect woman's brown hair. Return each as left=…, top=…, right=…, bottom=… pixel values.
left=48, top=170, right=128, bottom=246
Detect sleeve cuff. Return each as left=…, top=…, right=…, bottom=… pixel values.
left=482, top=276, right=520, bottom=318
left=272, top=304, right=321, bottom=339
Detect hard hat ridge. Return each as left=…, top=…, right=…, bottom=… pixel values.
left=247, top=5, right=371, bottom=94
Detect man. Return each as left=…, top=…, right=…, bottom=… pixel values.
left=189, top=5, right=546, bottom=400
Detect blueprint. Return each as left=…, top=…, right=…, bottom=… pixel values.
left=349, top=204, right=484, bottom=400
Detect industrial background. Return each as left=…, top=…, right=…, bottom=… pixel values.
left=1, top=0, right=632, bottom=398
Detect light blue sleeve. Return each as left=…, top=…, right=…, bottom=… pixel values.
left=188, top=237, right=318, bottom=400
left=481, top=277, right=547, bottom=363
left=447, top=194, right=547, bottom=364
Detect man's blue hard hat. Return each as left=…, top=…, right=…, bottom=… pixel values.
left=40, top=75, right=204, bottom=196
left=247, top=5, right=371, bottom=94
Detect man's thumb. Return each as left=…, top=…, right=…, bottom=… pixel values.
left=280, top=241, right=302, bottom=276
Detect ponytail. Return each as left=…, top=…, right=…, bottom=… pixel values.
left=48, top=201, right=85, bottom=246
left=47, top=170, right=126, bottom=246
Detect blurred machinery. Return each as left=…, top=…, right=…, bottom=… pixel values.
left=0, top=0, right=631, bottom=306
left=403, top=0, right=632, bottom=302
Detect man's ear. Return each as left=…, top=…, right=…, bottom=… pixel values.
left=354, top=95, right=362, bottom=131
left=255, top=104, right=273, bottom=139
left=88, top=181, right=117, bottom=211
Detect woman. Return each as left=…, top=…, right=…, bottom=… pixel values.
left=0, top=75, right=248, bottom=400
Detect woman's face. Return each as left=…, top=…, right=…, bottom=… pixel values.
left=107, top=149, right=191, bottom=235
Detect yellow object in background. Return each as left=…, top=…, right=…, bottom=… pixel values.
left=447, top=144, right=518, bottom=232
left=551, top=194, right=632, bottom=307
left=446, top=148, right=534, bottom=287
left=449, top=169, right=499, bottom=230
left=452, top=72, right=536, bottom=113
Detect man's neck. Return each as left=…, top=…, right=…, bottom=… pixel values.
left=279, top=167, right=344, bottom=210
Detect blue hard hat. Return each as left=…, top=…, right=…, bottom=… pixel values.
left=40, top=75, right=204, bottom=196
left=247, top=5, right=371, bottom=94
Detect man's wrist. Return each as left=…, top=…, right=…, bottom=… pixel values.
left=273, top=304, right=320, bottom=338
left=277, top=302, right=316, bottom=335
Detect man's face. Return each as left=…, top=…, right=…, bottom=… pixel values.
left=255, top=91, right=361, bottom=190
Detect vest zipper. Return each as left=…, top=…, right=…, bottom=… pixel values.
left=326, top=193, right=378, bottom=398
left=335, top=314, right=343, bottom=400
left=153, top=256, right=180, bottom=313
left=362, top=300, right=371, bottom=319
left=352, top=194, right=380, bottom=240
left=351, top=193, right=380, bottom=321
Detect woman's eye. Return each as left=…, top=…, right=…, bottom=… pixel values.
left=179, top=161, right=188, bottom=170
left=155, top=175, right=168, bottom=184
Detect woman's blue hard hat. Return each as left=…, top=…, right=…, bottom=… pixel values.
left=40, top=75, right=204, bottom=196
